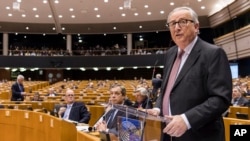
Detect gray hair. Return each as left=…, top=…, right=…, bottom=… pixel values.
left=167, top=7, right=199, bottom=24
left=17, top=75, right=24, bottom=80
left=136, top=87, right=149, bottom=97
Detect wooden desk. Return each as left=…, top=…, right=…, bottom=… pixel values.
left=228, top=106, right=250, bottom=119
left=0, top=104, right=32, bottom=110
left=0, top=109, right=77, bottom=141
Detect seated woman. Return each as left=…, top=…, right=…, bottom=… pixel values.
left=132, top=87, right=153, bottom=109
left=31, top=92, right=43, bottom=101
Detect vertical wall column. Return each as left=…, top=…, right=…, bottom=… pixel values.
left=127, top=33, right=132, bottom=55
left=3, top=33, right=9, bottom=56
left=66, top=34, right=72, bottom=54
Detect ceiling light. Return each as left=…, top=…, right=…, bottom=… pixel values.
left=134, top=13, right=138, bottom=16
left=43, top=0, right=48, bottom=4
left=133, top=66, right=138, bottom=69
left=66, top=68, right=71, bottom=70
left=5, top=67, right=10, bottom=70
left=104, top=0, right=108, bottom=3
left=124, top=0, right=132, bottom=9
left=8, top=13, right=13, bottom=16
left=17, top=0, right=22, bottom=2
left=52, top=27, right=56, bottom=30
left=69, top=8, right=74, bottom=11
left=80, top=67, right=86, bottom=71
left=113, top=27, right=117, bottom=30
left=71, top=15, right=75, bottom=18
left=93, top=67, right=98, bottom=71
left=62, top=27, right=65, bottom=30
left=58, top=15, right=63, bottom=18
left=48, top=15, right=52, bottom=18
left=197, top=0, right=202, bottom=2
left=21, top=14, right=26, bottom=17
left=201, top=6, right=205, bottom=9
left=6, top=6, right=10, bottom=10
left=144, top=5, right=149, bottom=8
left=139, top=25, right=142, bottom=28
left=160, top=11, right=164, bottom=14
left=170, top=2, right=174, bottom=6
left=94, top=7, right=98, bottom=11
left=24, top=36, right=27, bottom=38
left=12, top=2, right=20, bottom=10
left=43, top=33, right=46, bottom=36
left=146, top=66, right=151, bottom=69
left=33, top=7, right=37, bottom=11
left=119, top=7, right=123, bottom=10
left=106, top=67, right=111, bottom=71
left=121, top=13, right=126, bottom=17
left=159, top=66, right=164, bottom=68
left=26, top=27, right=29, bottom=30
left=15, top=33, right=18, bottom=35
left=54, top=0, right=59, bottom=4
left=35, top=14, right=39, bottom=18
left=96, top=14, right=101, bottom=18
left=147, top=12, right=152, bottom=15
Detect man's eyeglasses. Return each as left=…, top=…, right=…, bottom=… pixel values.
left=166, top=19, right=194, bottom=28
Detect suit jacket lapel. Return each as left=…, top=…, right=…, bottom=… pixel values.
left=173, top=39, right=202, bottom=89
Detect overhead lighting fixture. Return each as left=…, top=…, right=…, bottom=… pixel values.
left=80, top=67, right=86, bottom=71
left=124, top=0, right=132, bottom=9
left=12, top=2, right=20, bottom=11
left=93, top=67, right=99, bottom=71
left=104, top=0, right=108, bottom=3
left=106, top=67, right=111, bottom=71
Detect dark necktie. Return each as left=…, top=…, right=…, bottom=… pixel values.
left=163, top=50, right=184, bottom=115
left=105, top=109, right=116, bottom=128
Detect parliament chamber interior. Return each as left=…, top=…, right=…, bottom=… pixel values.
left=0, top=0, right=250, bottom=141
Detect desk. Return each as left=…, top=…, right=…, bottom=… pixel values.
left=0, top=104, right=32, bottom=110
left=228, top=106, right=250, bottom=119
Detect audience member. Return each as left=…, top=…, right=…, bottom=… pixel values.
left=151, top=73, right=162, bottom=101
left=46, top=88, right=57, bottom=97
left=231, top=87, right=249, bottom=106
left=11, top=74, right=26, bottom=101
left=31, top=92, right=43, bottom=101
left=58, top=89, right=91, bottom=123
left=95, top=85, right=136, bottom=136
left=132, top=87, right=153, bottom=109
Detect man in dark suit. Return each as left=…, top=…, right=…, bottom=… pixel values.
left=11, top=74, right=26, bottom=101
left=95, top=85, right=136, bottom=136
left=147, top=7, right=232, bottom=141
left=151, top=73, right=162, bottom=101
left=59, top=89, right=91, bottom=123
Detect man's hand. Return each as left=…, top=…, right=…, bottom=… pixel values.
left=96, top=121, right=108, bottom=132
left=146, top=109, right=160, bottom=116
left=163, top=115, right=188, bottom=137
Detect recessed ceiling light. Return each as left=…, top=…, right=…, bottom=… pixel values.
left=94, top=7, right=98, bottom=11
left=62, top=27, right=65, bottom=30
left=201, top=6, right=205, bottom=9
left=104, top=0, right=108, bottom=3
left=119, top=7, right=123, bottom=10
left=26, top=27, right=29, bottom=30
left=104, top=33, right=106, bottom=36
left=35, top=14, right=39, bottom=18
left=33, top=8, right=37, bottom=11
left=8, top=13, right=13, bottom=17
left=134, top=13, right=138, bottom=16
left=113, top=27, right=117, bottom=30
left=43, top=33, right=46, bottom=36
left=147, top=12, right=152, bottom=15
left=121, top=13, right=126, bottom=17
left=71, top=15, right=75, bottom=18
left=69, top=8, right=74, bottom=11
left=17, top=0, right=22, bottom=2
left=43, top=0, right=47, bottom=4
left=96, top=14, right=101, bottom=18
left=22, top=14, right=26, bottom=17
left=6, top=6, right=10, bottom=10
left=24, top=36, right=27, bottom=39
left=52, top=27, right=56, bottom=30
left=160, top=11, right=164, bottom=14
left=48, top=15, right=52, bottom=18
left=170, top=2, right=174, bottom=6
left=144, top=5, right=149, bottom=8
left=54, top=0, right=59, bottom=4
left=198, top=0, right=202, bottom=2
left=15, top=33, right=18, bottom=35
left=139, top=25, right=142, bottom=28
left=58, top=15, right=63, bottom=18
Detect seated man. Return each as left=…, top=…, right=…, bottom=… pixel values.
left=58, top=89, right=91, bottom=123
left=132, top=87, right=153, bottom=109
left=46, top=88, right=57, bottom=97
left=31, top=92, right=43, bottom=101
left=95, top=85, right=135, bottom=136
